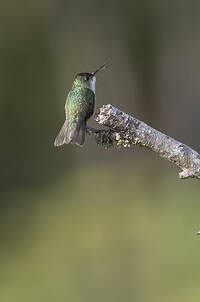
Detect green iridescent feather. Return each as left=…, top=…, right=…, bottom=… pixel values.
left=54, top=86, right=95, bottom=147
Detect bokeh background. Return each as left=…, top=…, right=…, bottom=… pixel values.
left=1, top=0, right=200, bottom=301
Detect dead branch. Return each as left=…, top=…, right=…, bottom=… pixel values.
left=86, top=104, right=200, bottom=179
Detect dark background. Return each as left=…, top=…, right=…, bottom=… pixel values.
left=1, top=1, right=200, bottom=301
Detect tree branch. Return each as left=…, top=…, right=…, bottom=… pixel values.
left=86, top=104, right=200, bottom=179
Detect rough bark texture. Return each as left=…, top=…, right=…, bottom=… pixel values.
left=86, top=104, right=200, bottom=179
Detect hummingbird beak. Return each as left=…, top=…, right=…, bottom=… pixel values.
left=92, top=63, right=108, bottom=76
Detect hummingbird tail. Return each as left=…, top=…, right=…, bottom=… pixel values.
left=54, top=120, right=68, bottom=147
left=54, top=120, right=86, bottom=147
left=71, top=121, right=86, bottom=146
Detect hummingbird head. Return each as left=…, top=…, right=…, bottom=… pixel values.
left=73, top=63, right=108, bottom=92
left=74, top=72, right=96, bottom=92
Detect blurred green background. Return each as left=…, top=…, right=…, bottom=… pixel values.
left=1, top=0, right=200, bottom=301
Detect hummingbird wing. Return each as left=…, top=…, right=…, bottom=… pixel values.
left=54, top=120, right=68, bottom=146
left=66, top=88, right=95, bottom=119
left=54, top=89, right=95, bottom=147
left=54, top=93, right=71, bottom=147
left=65, top=88, right=95, bottom=146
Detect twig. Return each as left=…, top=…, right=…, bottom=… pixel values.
left=86, top=104, right=200, bottom=179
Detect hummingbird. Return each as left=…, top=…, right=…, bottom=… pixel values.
left=54, top=63, right=107, bottom=147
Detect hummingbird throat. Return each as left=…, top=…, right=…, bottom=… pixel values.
left=90, top=76, right=96, bottom=93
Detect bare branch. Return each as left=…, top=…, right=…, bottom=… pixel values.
left=87, top=104, right=200, bottom=179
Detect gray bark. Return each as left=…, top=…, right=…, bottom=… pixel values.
left=86, top=104, right=200, bottom=179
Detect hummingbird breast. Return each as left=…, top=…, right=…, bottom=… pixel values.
left=66, top=87, right=95, bottom=123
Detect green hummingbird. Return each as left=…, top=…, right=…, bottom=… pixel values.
left=54, top=63, right=107, bottom=147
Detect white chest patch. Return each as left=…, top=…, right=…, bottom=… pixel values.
left=90, top=77, right=96, bottom=93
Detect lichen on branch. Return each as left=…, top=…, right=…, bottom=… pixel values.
left=87, top=104, right=200, bottom=179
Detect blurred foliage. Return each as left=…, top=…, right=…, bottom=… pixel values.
left=0, top=0, right=74, bottom=191
left=1, top=163, right=200, bottom=302
left=1, top=0, right=200, bottom=301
